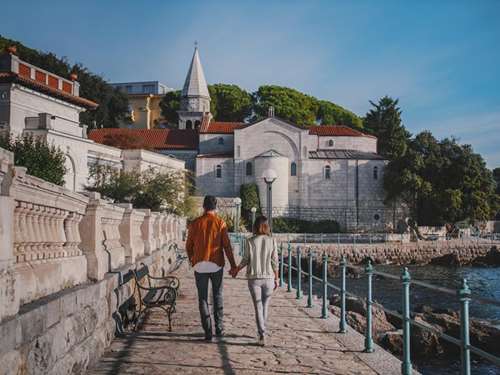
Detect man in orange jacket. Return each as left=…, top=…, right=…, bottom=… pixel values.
left=186, top=195, right=238, bottom=341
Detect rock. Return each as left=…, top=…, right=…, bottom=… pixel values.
left=411, top=315, right=445, bottom=358
left=329, top=296, right=396, bottom=339
left=414, top=305, right=500, bottom=357
left=429, top=253, right=467, bottom=267
left=379, top=330, right=403, bottom=355
left=472, top=246, right=500, bottom=266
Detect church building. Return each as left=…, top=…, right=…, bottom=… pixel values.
left=90, top=47, right=400, bottom=231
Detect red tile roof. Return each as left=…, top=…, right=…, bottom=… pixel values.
left=0, top=71, right=98, bottom=109
left=88, top=128, right=199, bottom=150
left=308, top=125, right=375, bottom=138
left=200, top=121, right=246, bottom=134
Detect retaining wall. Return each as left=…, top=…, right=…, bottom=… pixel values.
left=284, top=240, right=496, bottom=266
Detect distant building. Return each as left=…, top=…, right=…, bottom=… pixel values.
left=111, top=81, right=174, bottom=129
left=91, top=46, right=406, bottom=231
left=112, top=81, right=171, bottom=95
left=0, top=47, right=185, bottom=191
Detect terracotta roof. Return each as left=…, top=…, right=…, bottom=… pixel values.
left=0, top=71, right=98, bottom=109
left=308, top=125, right=375, bottom=138
left=88, top=128, right=199, bottom=150
left=200, top=121, right=246, bottom=134
left=309, top=150, right=384, bottom=160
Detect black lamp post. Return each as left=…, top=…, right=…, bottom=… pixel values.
left=262, top=168, right=277, bottom=232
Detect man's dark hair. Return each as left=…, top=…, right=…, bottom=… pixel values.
left=203, top=195, right=217, bottom=211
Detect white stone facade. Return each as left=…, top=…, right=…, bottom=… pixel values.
left=0, top=52, right=186, bottom=192
left=195, top=118, right=393, bottom=231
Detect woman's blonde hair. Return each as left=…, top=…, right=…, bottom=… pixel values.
left=253, top=215, right=271, bottom=236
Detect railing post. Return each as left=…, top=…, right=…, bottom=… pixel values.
left=401, top=267, right=412, bottom=375
left=287, top=243, right=292, bottom=292
left=296, top=246, right=303, bottom=299
left=279, top=243, right=284, bottom=287
left=339, top=256, right=347, bottom=333
left=307, top=249, right=313, bottom=308
left=459, top=278, right=471, bottom=375
left=321, top=252, right=328, bottom=319
left=364, top=259, right=374, bottom=353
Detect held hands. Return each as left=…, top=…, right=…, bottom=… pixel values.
left=229, top=266, right=239, bottom=278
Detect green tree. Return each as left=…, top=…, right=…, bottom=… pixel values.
left=159, top=90, right=181, bottom=125
left=364, top=96, right=411, bottom=160
left=384, top=131, right=498, bottom=225
left=493, top=167, right=500, bottom=195
left=239, top=183, right=261, bottom=221
left=208, top=84, right=252, bottom=121
left=0, top=134, right=66, bottom=185
left=0, top=35, right=129, bottom=129
left=317, top=100, right=363, bottom=128
left=252, top=85, right=319, bottom=126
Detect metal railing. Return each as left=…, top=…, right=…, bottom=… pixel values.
left=278, top=241, right=500, bottom=375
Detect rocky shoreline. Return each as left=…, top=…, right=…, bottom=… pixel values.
left=328, top=292, right=500, bottom=365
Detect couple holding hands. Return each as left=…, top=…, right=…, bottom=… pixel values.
left=186, top=196, right=279, bottom=346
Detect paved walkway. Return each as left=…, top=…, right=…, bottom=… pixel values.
left=88, top=264, right=408, bottom=375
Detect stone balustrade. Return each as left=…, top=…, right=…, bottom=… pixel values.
left=8, top=166, right=90, bottom=306
left=0, top=147, right=186, bottom=323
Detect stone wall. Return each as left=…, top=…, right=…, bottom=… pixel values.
left=0, top=247, right=177, bottom=375
left=0, top=147, right=187, bottom=374
left=282, top=239, right=496, bottom=266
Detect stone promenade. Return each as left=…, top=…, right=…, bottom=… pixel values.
left=88, top=264, right=411, bottom=375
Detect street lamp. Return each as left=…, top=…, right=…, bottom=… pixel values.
left=234, top=197, right=242, bottom=233
left=250, top=206, right=257, bottom=229
left=262, top=168, right=277, bottom=232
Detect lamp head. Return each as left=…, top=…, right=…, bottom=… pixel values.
left=250, top=207, right=257, bottom=213
left=262, top=168, right=277, bottom=183
left=234, top=197, right=242, bottom=205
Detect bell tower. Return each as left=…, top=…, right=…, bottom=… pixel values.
left=178, top=44, right=211, bottom=130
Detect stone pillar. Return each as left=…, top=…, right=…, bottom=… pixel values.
left=79, top=192, right=110, bottom=281
left=118, top=204, right=146, bottom=264
left=0, top=148, right=20, bottom=320
left=139, top=209, right=155, bottom=256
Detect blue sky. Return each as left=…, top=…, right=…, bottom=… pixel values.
left=2, top=0, right=499, bottom=167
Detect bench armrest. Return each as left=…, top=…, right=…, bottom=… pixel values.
left=147, top=275, right=180, bottom=289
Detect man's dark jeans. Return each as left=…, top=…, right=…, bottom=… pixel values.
left=194, top=268, right=224, bottom=337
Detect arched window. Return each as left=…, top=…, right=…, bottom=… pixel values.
left=324, top=165, right=331, bottom=180
left=194, top=120, right=201, bottom=129
left=246, top=161, right=253, bottom=176
left=218, top=137, right=224, bottom=145
left=216, top=165, right=222, bottom=178
left=186, top=120, right=193, bottom=129
left=373, top=166, right=378, bottom=180
left=291, top=162, right=297, bottom=176
left=328, top=139, right=334, bottom=147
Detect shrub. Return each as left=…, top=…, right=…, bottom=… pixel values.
left=272, top=217, right=341, bottom=233
left=240, top=183, right=261, bottom=220
left=87, top=164, right=188, bottom=214
left=218, top=211, right=248, bottom=232
left=0, top=134, right=66, bottom=185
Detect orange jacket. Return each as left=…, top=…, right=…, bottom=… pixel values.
left=186, top=212, right=236, bottom=269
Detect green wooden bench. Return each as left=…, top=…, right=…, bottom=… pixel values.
left=132, top=263, right=180, bottom=331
